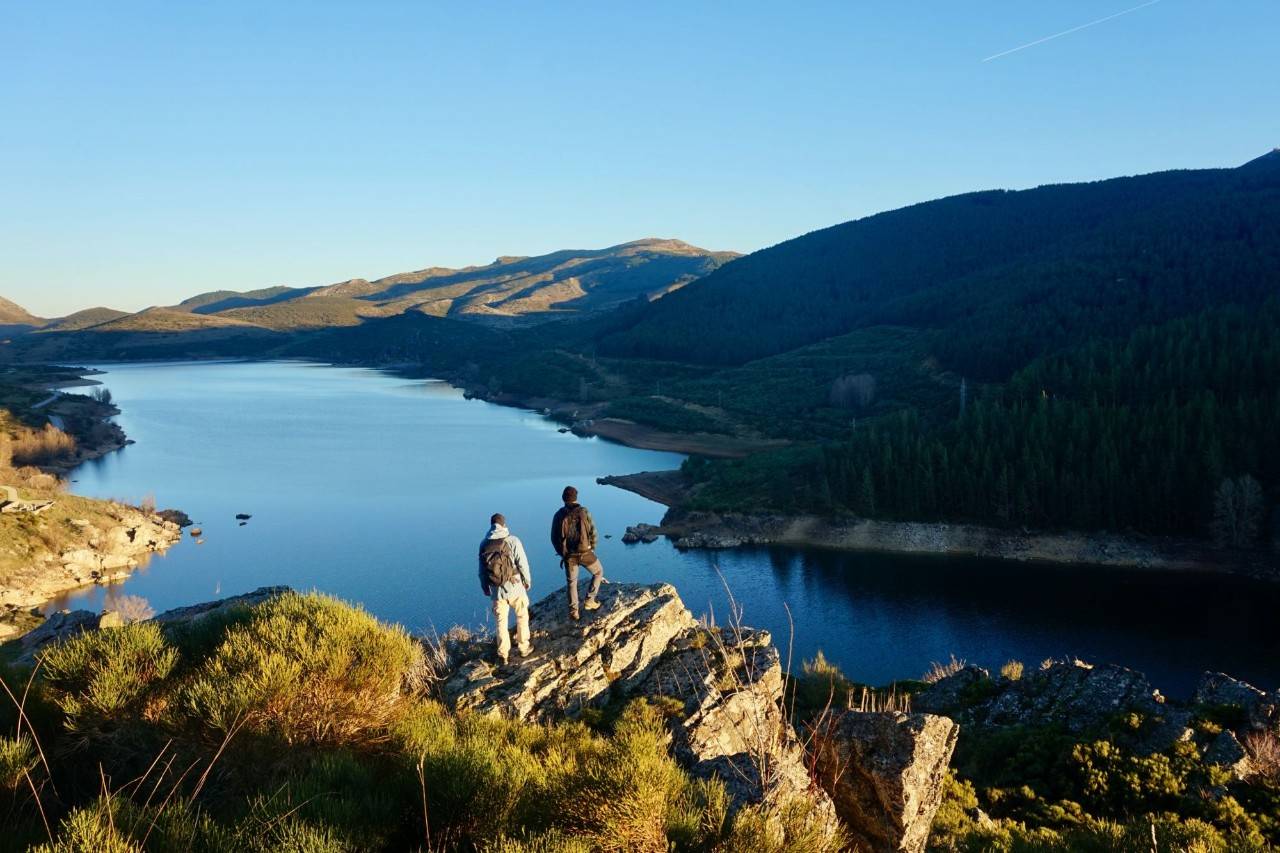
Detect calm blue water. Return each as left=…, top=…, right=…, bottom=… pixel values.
left=54, top=361, right=1280, bottom=696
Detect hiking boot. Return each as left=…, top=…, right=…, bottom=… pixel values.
left=569, top=611, right=580, bottom=622
left=583, top=599, right=601, bottom=612
left=517, top=644, right=532, bottom=658
left=497, top=654, right=509, bottom=667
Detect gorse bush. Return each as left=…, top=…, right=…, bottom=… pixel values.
left=39, top=621, right=178, bottom=739
left=0, top=733, right=37, bottom=789
left=181, top=591, right=422, bottom=746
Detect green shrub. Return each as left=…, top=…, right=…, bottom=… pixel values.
left=0, top=733, right=36, bottom=789
left=39, top=621, right=178, bottom=737
left=181, top=592, right=421, bottom=747
left=790, top=651, right=853, bottom=721
left=718, top=796, right=847, bottom=853
left=554, top=700, right=691, bottom=852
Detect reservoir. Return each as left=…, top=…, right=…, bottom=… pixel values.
left=54, top=360, right=1280, bottom=696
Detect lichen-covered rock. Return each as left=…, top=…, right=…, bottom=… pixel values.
left=811, top=711, right=958, bottom=853
left=916, top=659, right=1202, bottom=757
left=439, top=583, right=840, bottom=838
left=913, top=665, right=992, bottom=718
left=638, top=626, right=817, bottom=809
left=1204, top=729, right=1254, bottom=780
left=441, top=582, right=696, bottom=721
left=1194, top=672, right=1279, bottom=733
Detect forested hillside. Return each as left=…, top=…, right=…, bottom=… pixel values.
left=604, top=151, right=1280, bottom=378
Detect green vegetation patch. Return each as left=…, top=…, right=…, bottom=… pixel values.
left=1, top=591, right=847, bottom=852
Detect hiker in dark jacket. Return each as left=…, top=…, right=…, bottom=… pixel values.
left=551, top=486, right=604, bottom=620
left=479, top=513, right=532, bottom=664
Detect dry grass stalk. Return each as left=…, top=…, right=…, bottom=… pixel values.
left=922, top=654, right=967, bottom=684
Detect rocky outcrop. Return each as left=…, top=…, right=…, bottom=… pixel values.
left=151, top=585, right=287, bottom=625
left=440, top=581, right=837, bottom=831
left=1195, top=671, right=1280, bottom=733
left=621, top=523, right=661, bottom=544
left=812, top=712, right=958, bottom=853
left=1, top=507, right=183, bottom=610
left=12, top=586, right=289, bottom=664
left=917, top=659, right=1169, bottom=733
left=14, top=609, right=105, bottom=662
left=639, top=626, right=816, bottom=808
left=442, top=582, right=697, bottom=721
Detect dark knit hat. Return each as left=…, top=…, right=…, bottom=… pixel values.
left=562, top=486, right=578, bottom=503
left=490, top=513, right=506, bottom=527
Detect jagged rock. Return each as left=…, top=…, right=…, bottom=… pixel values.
left=913, top=666, right=992, bottom=717
left=638, top=626, right=817, bottom=809
left=442, top=582, right=697, bottom=721
left=812, top=711, right=958, bottom=853
left=1205, top=730, right=1254, bottom=780
left=440, top=583, right=838, bottom=833
left=1195, top=672, right=1280, bottom=733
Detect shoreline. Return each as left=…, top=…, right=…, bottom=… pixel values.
left=600, top=469, right=1279, bottom=581
left=453, top=382, right=786, bottom=459
left=1, top=366, right=182, bottom=629
left=32, top=359, right=1278, bottom=582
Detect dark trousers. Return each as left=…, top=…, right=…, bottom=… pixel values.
left=564, top=556, right=603, bottom=614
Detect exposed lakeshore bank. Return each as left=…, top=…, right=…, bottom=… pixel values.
left=1, top=366, right=185, bottom=625
left=598, top=470, right=1280, bottom=582
left=382, top=366, right=1280, bottom=581
left=453, top=380, right=787, bottom=458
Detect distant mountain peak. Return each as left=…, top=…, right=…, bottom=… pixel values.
left=0, top=295, right=45, bottom=327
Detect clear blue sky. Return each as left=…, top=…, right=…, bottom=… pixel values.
left=3, top=1, right=1277, bottom=317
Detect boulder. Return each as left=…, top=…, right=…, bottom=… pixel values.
left=1194, top=672, right=1279, bottom=733
left=638, top=626, right=815, bottom=808
left=811, top=711, right=958, bottom=853
left=442, top=582, right=696, bottom=721
left=1204, top=730, right=1254, bottom=780
left=913, top=666, right=992, bottom=717
left=982, top=660, right=1165, bottom=732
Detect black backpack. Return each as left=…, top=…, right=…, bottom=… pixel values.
left=561, top=506, right=592, bottom=556
left=480, top=538, right=516, bottom=587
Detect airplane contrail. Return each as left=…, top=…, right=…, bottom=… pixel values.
left=982, top=0, right=1163, bottom=62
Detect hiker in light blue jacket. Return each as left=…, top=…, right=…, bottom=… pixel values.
left=478, top=513, right=533, bottom=665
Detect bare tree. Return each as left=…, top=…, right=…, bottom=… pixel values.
left=1211, top=475, right=1264, bottom=548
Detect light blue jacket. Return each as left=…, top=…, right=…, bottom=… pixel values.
left=479, top=524, right=532, bottom=602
